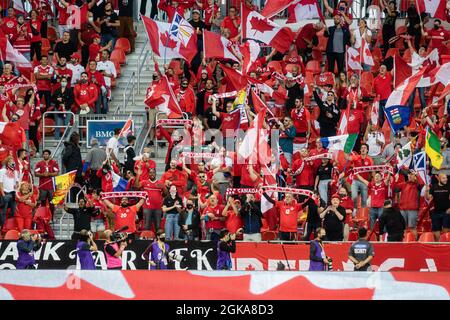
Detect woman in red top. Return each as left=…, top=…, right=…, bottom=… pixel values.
left=16, top=182, right=37, bottom=231
left=29, top=10, right=42, bottom=61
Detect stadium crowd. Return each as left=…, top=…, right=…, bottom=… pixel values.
left=0, top=0, right=449, bottom=245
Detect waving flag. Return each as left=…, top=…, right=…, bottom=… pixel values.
left=384, top=105, right=411, bottom=132
left=112, top=172, right=128, bottom=192
left=397, top=142, right=413, bottom=169
left=52, top=170, right=77, bottom=205
left=141, top=15, right=197, bottom=64
left=12, top=0, right=27, bottom=14
left=320, top=134, right=357, bottom=154
left=393, top=54, right=412, bottom=88
left=425, top=129, right=443, bottom=169
left=238, top=107, right=270, bottom=163
left=220, top=63, right=249, bottom=91
left=240, top=40, right=261, bottom=74
left=286, top=0, right=324, bottom=23
left=347, top=47, right=362, bottom=71
left=370, top=97, right=380, bottom=126
left=0, top=38, right=32, bottom=68
left=0, top=121, right=26, bottom=150
left=144, top=75, right=183, bottom=118
left=242, top=6, right=295, bottom=53
left=416, top=0, right=446, bottom=20
left=118, top=114, right=133, bottom=138
left=412, top=151, right=429, bottom=185
left=361, top=38, right=374, bottom=66
left=394, top=49, right=440, bottom=88
left=203, top=30, right=239, bottom=63
left=261, top=0, right=299, bottom=18
left=386, top=67, right=426, bottom=110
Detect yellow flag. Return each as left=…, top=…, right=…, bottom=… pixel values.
left=51, top=170, right=77, bottom=205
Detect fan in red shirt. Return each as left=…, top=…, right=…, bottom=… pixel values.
left=373, top=65, right=393, bottom=125
left=53, top=57, right=73, bottom=92
left=263, top=192, right=302, bottom=241
left=96, top=160, right=120, bottom=192
left=291, top=98, right=311, bottom=139
left=197, top=0, right=219, bottom=29
left=223, top=197, right=243, bottom=234
left=158, top=0, right=196, bottom=21
left=102, top=197, right=146, bottom=235
left=175, top=78, right=196, bottom=115
left=201, top=194, right=226, bottom=240
left=350, top=144, right=374, bottom=214
left=240, top=162, right=262, bottom=188
left=73, top=72, right=98, bottom=113
left=134, top=152, right=156, bottom=182
left=15, top=182, right=37, bottom=231
left=365, top=171, right=390, bottom=228
left=292, top=149, right=315, bottom=189
left=221, top=6, right=241, bottom=40
left=211, top=100, right=240, bottom=140
left=337, top=186, right=354, bottom=240
left=424, top=19, right=450, bottom=55
left=161, top=160, right=188, bottom=193
left=2, top=7, right=17, bottom=39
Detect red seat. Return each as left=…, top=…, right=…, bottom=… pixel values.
left=418, top=232, right=435, bottom=243
left=2, top=218, right=17, bottom=233
left=47, top=26, right=58, bottom=44
left=110, top=49, right=126, bottom=65
left=115, top=38, right=131, bottom=54
left=439, top=233, right=450, bottom=242
left=261, top=230, right=278, bottom=241
left=41, top=38, right=51, bottom=56
left=305, top=60, right=321, bottom=75
left=403, top=232, right=416, bottom=242
left=140, top=230, right=155, bottom=240
left=4, top=230, right=20, bottom=240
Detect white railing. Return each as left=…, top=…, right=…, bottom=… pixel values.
left=116, top=71, right=136, bottom=114
left=137, top=39, right=150, bottom=94
left=42, top=111, right=76, bottom=151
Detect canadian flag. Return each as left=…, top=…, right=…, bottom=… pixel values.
left=416, top=0, right=446, bottom=20
left=347, top=46, right=362, bottom=71
left=240, top=40, right=261, bottom=74
left=0, top=121, right=26, bottom=150
left=386, top=67, right=427, bottom=109
left=242, top=6, right=295, bottom=54
left=220, top=63, right=249, bottom=91
left=370, top=96, right=380, bottom=126
left=119, top=114, right=133, bottom=138
left=286, top=0, right=324, bottom=23
left=394, top=49, right=442, bottom=87
left=203, top=29, right=239, bottom=63
left=144, top=75, right=183, bottom=118
left=261, top=0, right=300, bottom=18
left=0, top=38, right=32, bottom=68
left=141, top=15, right=197, bottom=64
left=361, top=38, right=374, bottom=66
left=12, top=0, right=27, bottom=14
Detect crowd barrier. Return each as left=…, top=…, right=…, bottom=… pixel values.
left=0, top=270, right=448, bottom=300
left=0, top=240, right=449, bottom=271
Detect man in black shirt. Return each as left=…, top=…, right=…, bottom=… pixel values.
left=320, top=194, right=346, bottom=241
left=348, top=228, right=375, bottom=271
left=189, top=10, right=206, bottom=74
left=379, top=199, right=406, bottom=241
left=427, top=173, right=450, bottom=241
left=302, top=192, right=326, bottom=241
left=406, top=0, right=422, bottom=50
left=118, top=0, right=135, bottom=53
left=123, top=135, right=136, bottom=174
left=54, top=31, right=77, bottom=64
left=65, top=198, right=98, bottom=233
left=312, top=86, right=340, bottom=137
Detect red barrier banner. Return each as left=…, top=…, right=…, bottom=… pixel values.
left=232, top=242, right=450, bottom=272
left=0, top=270, right=448, bottom=300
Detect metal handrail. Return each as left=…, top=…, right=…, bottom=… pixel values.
left=42, top=111, right=76, bottom=151
left=137, top=39, right=150, bottom=94
left=116, top=71, right=136, bottom=114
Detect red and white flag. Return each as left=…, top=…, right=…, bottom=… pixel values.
left=261, top=0, right=300, bottom=18
left=0, top=121, right=26, bottom=150
left=238, top=107, right=270, bottom=163
left=393, top=54, right=412, bottom=88
left=141, top=15, right=197, bottom=64
left=144, top=75, right=183, bottom=118
left=394, top=49, right=440, bottom=87
left=361, top=38, right=374, bottom=66
left=416, top=0, right=446, bottom=20
left=203, top=29, right=239, bottom=63
left=220, top=63, right=249, bottom=91
left=347, top=46, right=362, bottom=71
left=119, top=114, right=133, bottom=138
left=242, top=6, right=295, bottom=53
left=240, top=40, right=261, bottom=75
left=12, top=0, right=27, bottom=14
left=370, top=96, right=380, bottom=126
left=286, top=0, right=324, bottom=23
left=386, top=67, right=427, bottom=108
left=0, top=38, right=32, bottom=68
left=337, top=103, right=350, bottom=135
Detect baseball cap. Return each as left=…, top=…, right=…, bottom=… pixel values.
left=331, top=194, right=341, bottom=200
left=71, top=52, right=81, bottom=60
left=92, top=33, right=101, bottom=40
left=192, top=9, right=201, bottom=14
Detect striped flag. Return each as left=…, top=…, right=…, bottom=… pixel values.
left=425, top=129, right=443, bottom=169
left=52, top=170, right=77, bottom=205
left=320, top=134, right=357, bottom=154
left=413, top=151, right=429, bottom=185
left=112, top=172, right=128, bottom=192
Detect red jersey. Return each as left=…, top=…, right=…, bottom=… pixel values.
left=203, top=204, right=225, bottom=230
left=373, top=73, right=393, bottom=101
left=427, top=27, right=450, bottom=54
left=2, top=17, right=17, bottom=39
left=56, top=0, right=71, bottom=25
left=34, top=159, right=60, bottom=191
left=96, top=165, right=119, bottom=193
left=112, top=205, right=138, bottom=233
left=34, top=65, right=54, bottom=91
left=225, top=210, right=243, bottom=234
left=16, top=191, right=37, bottom=219
left=294, top=23, right=315, bottom=49
left=74, top=82, right=98, bottom=109
left=396, top=181, right=423, bottom=211
left=369, top=182, right=388, bottom=208
left=53, top=67, right=73, bottom=91
left=89, top=43, right=102, bottom=62
left=221, top=16, right=241, bottom=39
left=276, top=200, right=301, bottom=232
left=204, top=4, right=219, bottom=26
left=292, top=159, right=315, bottom=187
left=141, top=179, right=165, bottom=210
left=291, top=107, right=310, bottom=134
left=240, top=164, right=261, bottom=187
left=134, top=159, right=156, bottom=182
left=30, top=19, right=42, bottom=43
left=11, top=23, right=32, bottom=54
left=346, top=109, right=364, bottom=134
left=219, top=111, right=240, bottom=137
left=10, top=104, right=30, bottom=130
left=158, top=0, right=195, bottom=21
left=175, top=87, right=196, bottom=114
left=352, top=155, right=373, bottom=181
left=161, top=169, right=188, bottom=193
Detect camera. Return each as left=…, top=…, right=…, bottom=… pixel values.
left=327, top=257, right=333, bottom=271
left=168, top=252, right=186, bottom=263
left=110, top=231, right=128, bottom=243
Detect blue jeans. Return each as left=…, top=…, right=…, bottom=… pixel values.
left=1, top=192, right=17, bottom=225
left=164, top=213, right=180, bottom=240
left=101, top=33, right=117, bottom=50
left=370, top=207, right=383, bottom=229
left=55, top=113, right=72, bottom=140
left=408, top=87, right=426, bottom=114
left=96, top=87, right=108, bottom=114
left=318, top=179, right=331, bottom=205
left=351, top=180, right=368, bottom=208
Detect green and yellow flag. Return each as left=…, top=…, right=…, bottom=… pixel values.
left=425, top=129, right=443, bottom=169
left=52, top=170, right=77, bottom=205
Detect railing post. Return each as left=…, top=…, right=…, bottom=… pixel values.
left=137, top=55, right=141, bottom=94
left=132, top=72, right=136, bottom=105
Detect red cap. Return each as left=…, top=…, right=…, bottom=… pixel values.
left=71, top=53, right=81, bottom=60
left=92, top=33, right=101, bottom=40
left=331, top=193, right=341, bottom=200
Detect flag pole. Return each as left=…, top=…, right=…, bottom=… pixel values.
left=202, top=29, right=206, bottom=66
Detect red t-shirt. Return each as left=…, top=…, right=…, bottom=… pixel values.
left=10, top=104, right=30, bottom=130
left=34, top=159, right=60, bottom=191
left=89, top=43, right=102, bottom=62
left=134, top=159, right=157, bottom=182
left=16, top=191, right=36, bottom=219
left=113, top=205, right=138, bottom=233
left=427, top=27, right=450, bottom=54
left=221, top=16, right=241, bottom=39
left=225, top=210, right=243, bottom=234
left=352, top=155, right=374, bottom=181
left=203, top=204, right=225, bottom=230
left=369, top=182, right=388, bottom=208
left=373, top=73, right=392, bottom=101
left=292, top=159, right=315, bottom=187
left=34, top=65, right=54, bottom=91
left=240, top=164, right=261, bottom=187
left=276, top=200, right=301, bottom=233
left=219, top=111, right=240, bottom=137
left=291, top=107, right=310, bottom=134
left=204, top=4, right=219, bottom=26
left=53, top=67, right=73, bottom=92
left=141, top=179, right=165, bottom=210
left=346, top=109, right=364, bottom=134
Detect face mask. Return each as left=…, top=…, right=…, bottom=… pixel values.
left=159, top=237, right=165, bottom=242
left=339, top=194, right=346, bottom=198
left=61, top=81, right=67, bottom=87
left=434, top=25, right=439, bottom=30
left=186, top=204, right=194, bottom=210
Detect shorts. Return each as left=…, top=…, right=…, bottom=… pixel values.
left=431, top=212, right=450, bottom=232
left=400, top=210, right=418, bottom=228
left=91, top=219, right=105, bottom=232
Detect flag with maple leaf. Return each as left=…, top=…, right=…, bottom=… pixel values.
left=286, top=0, right=325, bottom=23
left=203, top=29, right=240, bottom=63
left=346, top=46, right=362, bottom=71
left=144, top=75, right=184, bottom=118
left=141, top=15, right=197, bottom=64
left=242, top=6, right=295, bottom=54
left=220, top=63, right=249, bottom=91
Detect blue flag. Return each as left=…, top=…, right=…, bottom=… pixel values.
left=112, top=172, right=128, bottom=192
left=384, top=105, right=411, bottom=133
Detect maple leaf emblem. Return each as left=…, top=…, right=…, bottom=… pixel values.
left=160, top=31, right=178, bottom=49
left=249, top=16, right=274, bottom=35
left=245, top=264, right=256, bottom=271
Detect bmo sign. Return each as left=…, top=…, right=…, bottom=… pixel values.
left=86, top=120, right=131, bottom=147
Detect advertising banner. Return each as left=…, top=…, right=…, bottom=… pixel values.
left=86, top=120, right=133, bottom=147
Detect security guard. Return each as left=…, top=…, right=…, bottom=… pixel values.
left=348, top=227, right=375, bottom=271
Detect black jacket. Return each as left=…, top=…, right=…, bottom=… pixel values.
left=178, top=209, right=201, bottom=239
left=379, top=207, right=406, bottom=236
left=62, top=141, right=83, bottom=177
left=313, top=90, right=340, bottom=131
left=124, top=144, right=136, bottom=173
left=67, top=206, right=97, bottom=232
left=239, top=201, right=262, bottom=234
left=324, top=25, right=351, bottom=53
left=52, top=87, right=74, bottom=111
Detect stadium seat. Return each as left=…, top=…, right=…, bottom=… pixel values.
left=439, top=233, right=450, bottom=242
left=115, top=38, right=131, bottom=54
left=140, top=230, right=155, bottom=240
left=403, top=232, right=416, bottom=242
left=305, top=60, right=321, bottom=75
left=110, top=49, right=126, bottom=65
left=47, top=26, right=58, bottom=43
left=261, top=230, right=278, bottom=241
left=41, top=38, right=51, bottom=56
left=418, top=232, right=435, bottom=243
left=2, top=218, right=17, bottom=233
left=4, top=230, right=20, bottom=240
